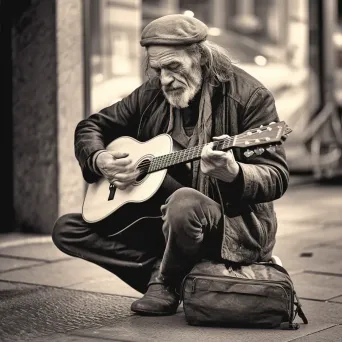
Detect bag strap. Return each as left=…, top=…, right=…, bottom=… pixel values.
left=262, top=262, right=309, bottom=325
left=255, top=262, right=309, bottom=326
left=281, top=290, right=308, bottom=330
left=293, top=291, right=309, bottom=324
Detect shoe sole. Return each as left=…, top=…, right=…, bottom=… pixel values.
left=131, top=307, right=178, bottom=316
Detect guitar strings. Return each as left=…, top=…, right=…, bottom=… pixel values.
left=135, top=145, right=204, bottom=172
left=135, top=127, right=280, bottom=173
left=136, top=140, right=227, bottom=170
left=135, top=137, right=234, bottom=174
left=135, top=130, right=270, bottom=173
left=134, top=130, right=276, bottom=175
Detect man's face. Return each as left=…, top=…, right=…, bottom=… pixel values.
left=147, top=45, right=203, bottom=108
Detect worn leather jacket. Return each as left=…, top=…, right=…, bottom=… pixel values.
left=75, top=64, right=289, bottom=264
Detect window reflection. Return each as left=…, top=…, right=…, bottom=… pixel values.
left=140, top=0, right=319, bottom=124
left=86, top=0, right=319, bottom=125
left=88, top=0, right=142, bottom=113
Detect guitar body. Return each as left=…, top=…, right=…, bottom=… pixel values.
left=82, top=134, right=173, bottom=225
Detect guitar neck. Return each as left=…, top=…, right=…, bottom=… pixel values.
left=148, top=137, right=234, bottom=173
left=145, top=121, right=290, bottom=174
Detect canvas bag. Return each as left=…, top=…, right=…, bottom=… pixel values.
left=180, top=260, right=308, bottom=329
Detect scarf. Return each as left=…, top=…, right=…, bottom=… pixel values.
left=167, top=76, right=214, bottom=196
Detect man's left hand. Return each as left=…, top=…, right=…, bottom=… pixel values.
left=200, top=135, right=240, bottom=183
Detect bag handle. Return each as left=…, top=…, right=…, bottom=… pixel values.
left=253, top=261, right=291, bottom=276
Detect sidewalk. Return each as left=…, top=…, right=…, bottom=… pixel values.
left=0, top=175, right=341, bottom=342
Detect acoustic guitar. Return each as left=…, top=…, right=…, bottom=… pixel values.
left=82, top=121, right=292, bottom=235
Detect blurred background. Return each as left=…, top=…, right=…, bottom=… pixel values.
left=1, top=0, right=342, bottom=235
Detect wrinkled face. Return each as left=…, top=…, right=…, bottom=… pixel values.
left=147, top=45, right=203, bottom=108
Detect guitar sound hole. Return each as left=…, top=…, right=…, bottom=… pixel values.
left=136, top=158, right=151, bottom=182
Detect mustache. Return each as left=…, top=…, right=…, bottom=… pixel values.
left=163, top=86, right=184, bottom=92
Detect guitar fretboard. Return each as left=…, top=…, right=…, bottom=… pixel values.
left=148, top=137, right=234, bottom=173
left=135, top=121, right=289, bottom=175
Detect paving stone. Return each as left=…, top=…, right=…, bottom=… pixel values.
left=0, top=256, right=43, bottom=272
left=272, top=226, right=342, bottom=273
left=73, top=312, right=334, bottom=342
left=291, top=273, right=342, bottom=300
left=290, top=325, right=342, bottom=342
left=293, top=283, right=342, bottom=301
left=280, top=182, right=342, bottom=204
left=32, top=333, right=113, bottom=342
left=0, top=241, right=70, bottom=261
left=0, top=281, right=38, bottom=292
left=0, top=258, right=113, bottom=288
left=275, top=225, right=342, bottom=252
left=0, top=281, right=134, bottom=342
left=275, top=206, right=326, bottom=227
left=1, top=282, right=340, bottom=342
left=66, top=274, right=142, bottom=298
left=308, top=260, right=342, bottom=274
left=292, top=272, right=342, bottom=289
left=0, top=233, right=44, bottom=246
left=264, top=180, right=341, bottom=237
left=330, top=296, right=342, bottom=303
left=299, top=299, right=342, bottom=325
left=276, top=250, right=342, bottom=275
left=275, top=221, right=323, bottom=238
left=0, top=281, right=19, bottom=291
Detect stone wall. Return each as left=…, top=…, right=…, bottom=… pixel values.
left=12, top=0, right=84, bottom=233
left=56, top=0, right=85, bottom=218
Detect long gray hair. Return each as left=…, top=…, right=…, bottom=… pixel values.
left=144, top=40, right=234, bottom=84
left=185, top=40, right=234, bottom=84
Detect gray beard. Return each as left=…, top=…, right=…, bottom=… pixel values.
left=163, top=83, right=201, bottom=108
left=164, top=91, right=192, bottom=108
left=163, top=67, right=203, bottom=108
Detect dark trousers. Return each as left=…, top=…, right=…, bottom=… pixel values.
left=52, top=188, right=223, bottom=294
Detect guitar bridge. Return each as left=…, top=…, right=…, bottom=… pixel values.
left=108, top=183, right=116, bottom=201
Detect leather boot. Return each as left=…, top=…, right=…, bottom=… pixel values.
left=130, top=262, right=180, bottom=316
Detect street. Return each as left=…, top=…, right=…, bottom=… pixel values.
left=0, top=175, right=341, bottom=342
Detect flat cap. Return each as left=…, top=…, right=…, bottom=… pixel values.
left=140, top=14, right=208, bottom=47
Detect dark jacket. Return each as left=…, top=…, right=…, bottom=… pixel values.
left=75, top=65, right=289, bottom=264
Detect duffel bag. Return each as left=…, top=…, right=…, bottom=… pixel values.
left=181, top=260, right=308, bottom=329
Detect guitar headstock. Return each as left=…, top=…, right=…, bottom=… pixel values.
left=232, top=121, right=292, bottom=157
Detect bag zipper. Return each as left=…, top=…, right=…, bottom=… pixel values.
left=181, top=273, right=293, bottom=321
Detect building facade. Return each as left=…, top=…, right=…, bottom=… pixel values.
left=3, top=0, right=338, bottom=234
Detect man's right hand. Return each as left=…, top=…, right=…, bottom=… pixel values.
left=96, top=151, right=140, bottom=190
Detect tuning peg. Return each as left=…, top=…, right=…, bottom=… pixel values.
left=269, top=122, right=276, bottom=125
left=266, top=146, right=276, bottom=153
left=244, top=149, right=254, bottom=158
left=260, top=125, right=264, bottom=128
left=254, top=147, right=265, bottom=155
